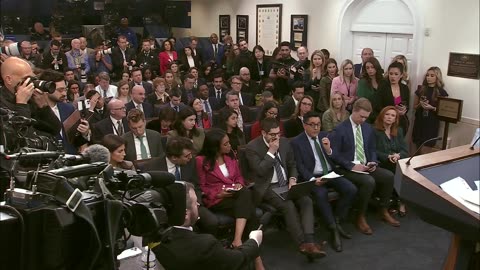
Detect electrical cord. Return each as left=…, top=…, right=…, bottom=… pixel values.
left=0, top=204, right=25, bottom=270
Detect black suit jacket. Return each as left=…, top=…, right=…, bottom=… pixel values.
left=129, top=81, right=154, bottom=96
left=208, top=87, right=227, bottom=110
left=41, top=51, right=68, bottom=72
left=84, top=107, right=108, bottom=126
left=246, top=136, right=298, bottom=204
left=283, top=117, right=304, bottom=138
left=122, top=129, right=164, bottom=162
left=136, top=50, right=160, bottom=76
left=241, top=81, right=259, bottom=96
left=111, top=47, right=136, bottom=79
left=280, top=96, right=296, bottom=119
left=153, top=227, right=259, bottom=270
left=125, top=100, right=154, bottom=118
left=178, top=54, right=201, bottom=73
left=92, top=117, right=130, bottom=143
left=239, top=92, right=254, bottom=107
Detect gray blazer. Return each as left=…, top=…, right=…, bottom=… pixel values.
left=167, top=128, right=205, bottom=153
left=122, top=129, right=164, bottom=162
left=246, top=136, right=298, bottom=204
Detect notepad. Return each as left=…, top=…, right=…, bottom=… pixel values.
left=321, top=171, right=343, bottom=179
left=440, top=177, right=479, bottom=214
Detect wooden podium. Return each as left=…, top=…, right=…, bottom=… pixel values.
left=395, top=145, right=480, bottom=270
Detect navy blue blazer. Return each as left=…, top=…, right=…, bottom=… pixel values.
left=125, top=100, right=154, bottom=118
left=203, top=43, right=225, bottom=66
left=329, top=118, right=378, bottom=170
left=57, top=102, right=88, bottom=154
left=291, top=131, right=336, bottom=182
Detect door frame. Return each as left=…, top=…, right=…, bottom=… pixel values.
left=337, top=0, right=424, bottom=91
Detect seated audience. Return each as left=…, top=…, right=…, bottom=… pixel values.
left=147, top=77, right=170, bottom=108
left=116, top=79, right=131, bottom=104
left=322, top=91, right=350, bottom=132
left=167, top=107, right=206, bottom=152
left=66, top=80, right=81, bottom=103
left=284, top=95, right=314, bottom=138
left=374, top=106, right=409, bottom=216
left=331, top=59, right=358, bottom=112
left=357, top=57, right=385, bottom=123
left=122, top=109, right=164, bottom=161
left=329, top=98, right=400, bottom=235
left=101, top=134, right=135, bottom=170
left=190, top=98, right=212, bottom=129
left=251, top=101, right=283, bottom=140
left=281, top=81, right=305, bottom=119
left=126, top=85, right=154, bottom=118
left=291, top=111, right=357, bottom=252
left=146, top=106, right=176, bottom=135
left=218, top=109, right=245, bottom=153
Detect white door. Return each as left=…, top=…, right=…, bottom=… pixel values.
left=352, top=32, right=413, bottom=70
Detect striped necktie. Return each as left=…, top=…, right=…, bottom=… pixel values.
left=355, top=125, right=366, bottom=164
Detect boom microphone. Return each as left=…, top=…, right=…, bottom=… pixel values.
left=140, top=171, right=176, bottom=188
left=81, top=144, right=111, bottom=163
left=48, top=162, right=108, bottom=178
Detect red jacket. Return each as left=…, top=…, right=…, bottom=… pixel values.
left=250, top=120, right=285, bottom=140
left=196, top=155, right=245, bottom=208
left=158, top=51, right=178, bottom=75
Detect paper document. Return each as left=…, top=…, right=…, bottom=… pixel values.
left=321, top=171, right=343, bottom=179
left=474, top=180, right=480, bottom=190
left=461, top=190, right=480, bottom=206
left=440, top=177, right=479, bottom=214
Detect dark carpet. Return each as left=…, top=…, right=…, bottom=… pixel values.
left=260, top=210, right=450, bottom=270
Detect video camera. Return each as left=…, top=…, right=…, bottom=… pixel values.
left=1, top=152, right=188, bottom=270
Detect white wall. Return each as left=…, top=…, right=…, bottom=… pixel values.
left=191, top=0, right=480, bottom=121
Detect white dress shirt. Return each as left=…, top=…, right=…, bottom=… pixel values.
left=134, top=133, right=151, bottom=160
left=95, top=85, right=118, bottom=98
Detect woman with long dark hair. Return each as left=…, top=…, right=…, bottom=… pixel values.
left=190, top=98, right=212, bottom=129
left=158, top=40, right=178, bottom=75
left=357, top=57, right=385, bottom=123
left=167, top=107, right=205, bottom=152
left=102, top=134, right=135, bottom=170
left=317, top=58, right=338, bottom=116
left=250, top=101, right=283, bottom=140
left=218, top=109, right=245, bottom=152
left=251, top=45, right=270, bottom=83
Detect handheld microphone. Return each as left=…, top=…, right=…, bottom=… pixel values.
left=257, top=211, right=273, bottom=230
left=406, top=137, right=442, bottom=165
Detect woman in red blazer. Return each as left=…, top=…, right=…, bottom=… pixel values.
left=158, top=40, right=178, bottom=75
left=191, top=98, right=212, bottom=129
left=196, top=129, right=256, bottom=248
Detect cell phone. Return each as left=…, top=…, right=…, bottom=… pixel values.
left=367, top=162, right=377, bottom=168
left=225, top=188, right=239, bottom=193
left=420, top=96, right=427, bottom=101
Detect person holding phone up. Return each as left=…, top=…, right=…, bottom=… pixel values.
left=376, top=62, right=410, bottom=136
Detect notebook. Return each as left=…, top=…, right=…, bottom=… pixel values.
left=272, top=180, right=316, bottom=201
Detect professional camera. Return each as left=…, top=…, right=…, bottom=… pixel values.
left=0, top=42, right=21, bottom=56
left=20, top=76, right=56, bottom=93
left=100, top=48, right=112, bottom=55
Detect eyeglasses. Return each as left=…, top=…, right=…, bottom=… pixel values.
left=268, top=132, right=281, bottom=137
left=301, top=102, right=313, bottom=106
left=112, top=107, right=126, bottom=110
left=304, top=123, right=321, bottom=129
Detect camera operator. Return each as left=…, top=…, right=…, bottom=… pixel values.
left=137, top=39, right=160, bottom=77
left=65, top=39, right=91, bottom=83
left=41, top=40, right=68, bottom=72
left=0, top=57, right=62, bottom=142
left=111, top=35, right=137, bottom=81
left=269, top=41, right=296, bottom=101
left=39, top=69, right=91, bottom=154
left=153, top=182, right=263, bottom=270
left=89, top=43, right=113, bottom=76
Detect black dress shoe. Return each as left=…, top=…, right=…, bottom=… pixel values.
left=335, top=218, right=352, bottom=239
left=329, top=224, right=342, bottom=252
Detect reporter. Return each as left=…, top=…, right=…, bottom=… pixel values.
left=0, top=57, right=61, bottom=139
left=153, top=182, right=262, bottom=270
left=101, top=134, right=134, bottom=170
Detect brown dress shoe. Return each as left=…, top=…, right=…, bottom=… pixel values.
left=381, top=208, right=400, bottom=227
left=356, top=215, right=373, bottom=235
left=299, top=243, right=327, bottom=259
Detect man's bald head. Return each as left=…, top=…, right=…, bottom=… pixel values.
left=1, top=57, right=34, bottom=92
left=131, top=85, right=146, bottom=104
left=108, top=99, right=127, bottom=120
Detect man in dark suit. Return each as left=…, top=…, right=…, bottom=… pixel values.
left=230, top=75, right=253, bottom=107
left=280, top=81, right=305, bottom=118
left=216, top=91, right=254, bottom=130
left=129, top=67, right=154, bottom=95
left=197, top=84, right=214, bottom=122
left=239, top=67, right=259, bottom=96
left=179, top=74, right=197, bottom=105
left=83, top=90, right=108, bottom=125
left=202, top=33, right=224, bottom=67
left=39, top=69, right=90, bottom=154
left=246, top=118, right=326, bottom=259
left=122, top=109, right=164, bottom=161
left=354, top=48, right=374, bottom=78
left=111, top=35, right=136, bottom=80
left=160, top=88, right=188, bottom=113
left=141, top=137, right=219, bottom=235
left=330, top=98, right=400, bottom=235
left=153, top=182, right=262, bottom=270
left=137, top=39, right=160, bottom=77
left=92, top=98, right=130, bottom=143
left=125, top=85, right=154, bottom=118
left=291, top=111, right=357, bottom=252
left=209, top=73, right=227, bottom=110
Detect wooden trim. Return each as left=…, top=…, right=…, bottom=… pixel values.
left=443, top=234, right=461, bottom=270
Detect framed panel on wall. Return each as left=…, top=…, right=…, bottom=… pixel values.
left=290, top=15, right=308, bottom=50
left=236, top=15, right=249, bottom=43
left=219, top=15, right=230, bottom=41
left=256, top=4, right=282, bottom=56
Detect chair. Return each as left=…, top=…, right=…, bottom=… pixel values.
left=242, top=122, right=254, bottom=143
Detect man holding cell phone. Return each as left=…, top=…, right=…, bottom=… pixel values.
left=330, top=98, right=400, bottom=235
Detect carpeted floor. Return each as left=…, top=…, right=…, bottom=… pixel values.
left=120, top=209, right=450, bottom=270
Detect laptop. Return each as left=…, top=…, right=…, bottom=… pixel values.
left=272, top=180, right=316, bottom=201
